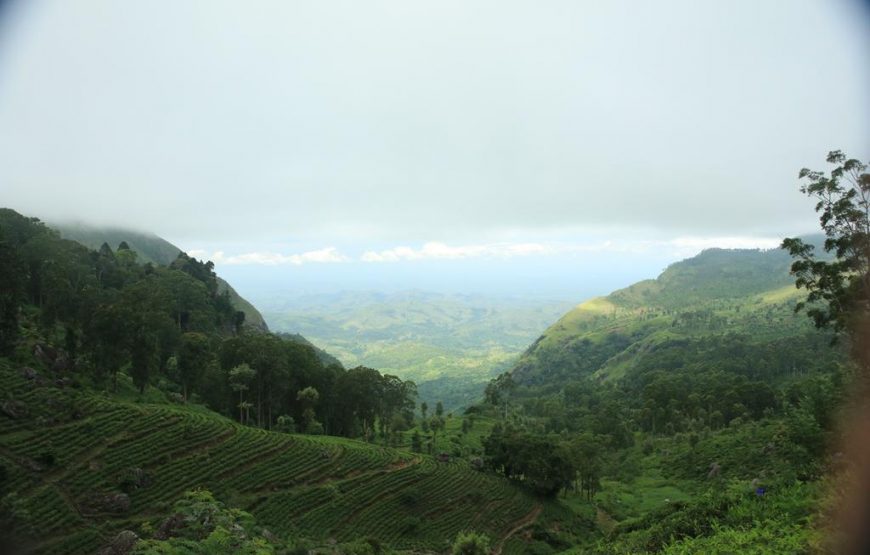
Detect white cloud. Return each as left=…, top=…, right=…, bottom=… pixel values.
left=188, top=236, right=782, bottom=267
left=361, top=241, right=550, bottom=262
left=189, top=247, right=349, bottom=266
left=360, top=237, right=783, bottom=263
left=669, top=236, right=781, bottom=251
left=664, top=236, right=781, bottom=259
left=361, top=240, right=620, bottom=262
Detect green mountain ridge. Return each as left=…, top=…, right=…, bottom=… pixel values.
left=50, top=221, right=355, bottom=372
left=511, top=242, right=828, bottom=386
left=50, top=222, right=270, bottom=333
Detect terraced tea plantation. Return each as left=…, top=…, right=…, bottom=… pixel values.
left=0, top=363, right=585, bottom=553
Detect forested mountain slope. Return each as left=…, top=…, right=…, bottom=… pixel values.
left=472, top=240, right=848, bottom=553
left=52, top=222, right=269, bottom=332
left=511, top=243, right=832, bottom=387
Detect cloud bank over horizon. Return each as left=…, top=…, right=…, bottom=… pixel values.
left=187, top=236, right=783, bottom=267
left=0, top=1, right=867, bottom=245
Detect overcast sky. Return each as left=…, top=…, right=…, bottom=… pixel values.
left=0, top=1, right=868, bottom=298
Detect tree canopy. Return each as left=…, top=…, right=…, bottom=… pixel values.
left=782, top=151, right=870, bottom=337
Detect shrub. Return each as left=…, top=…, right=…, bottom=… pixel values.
left=452, top=531, right=491, bottom=555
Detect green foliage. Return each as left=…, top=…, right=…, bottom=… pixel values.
left=178, top=333, right=211, bottom=400
left=509, top=245, right=826, bottom=387
left=0, top=363, right=587, bottom=553
left=602, top=480, right=820, bottom=554
left=0, top=227, right=24, bottom=355
left=470, top=206, right=852, bottom=554
left=782, top=151, right=870, bottom=334
left=451, top=531, right=491, bottom=555
left=275, top=332, right=342, bottom=367
left=483, top=427, right=578, bottom=497
left=133, top=489, right=279, bottom=554
left=53, top=222, right=269, bottom=331
left=0, top=208, right=424, bottom=442
left=274, top=414, right=296, bottom=433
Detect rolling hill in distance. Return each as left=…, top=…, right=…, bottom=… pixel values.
left=256, top=291, right=574, bottom=410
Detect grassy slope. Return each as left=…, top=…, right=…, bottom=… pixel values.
left=50, top=222, right=270, bottom=332
left=0, top=362, right=588, bottom=554
left=511, top=247, right=819, bottom=385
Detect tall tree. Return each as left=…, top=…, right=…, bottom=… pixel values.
left=229, top=363, right=256, bottom=424
left=782, top=151, right=870, bottom=339
left=0, top=229, right=24, bottom=355
left=297, top=386, right=320, bottom=433
left=178, top=332, right=211, bottom=400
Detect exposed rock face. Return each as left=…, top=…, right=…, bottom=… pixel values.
left=97, top=530, right=139, bottom=555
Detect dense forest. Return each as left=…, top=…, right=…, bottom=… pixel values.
left=0, top=209, right=417, bottom=439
